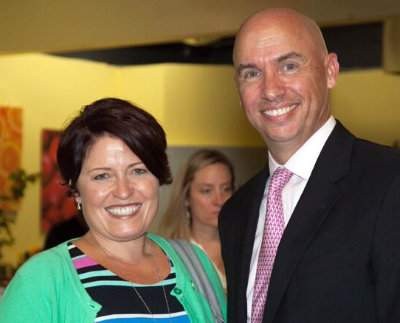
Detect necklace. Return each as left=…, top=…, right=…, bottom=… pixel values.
left=130, top=255, right=171, bottom=322
left=84, top=236, right=172, bottom=322
left=132, top=280, right=171, bottom=322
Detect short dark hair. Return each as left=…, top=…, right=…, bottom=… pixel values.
left=57, top=97, right=172, bottom=195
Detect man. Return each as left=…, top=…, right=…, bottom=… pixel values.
left=219, top=8, right=400, bottom=323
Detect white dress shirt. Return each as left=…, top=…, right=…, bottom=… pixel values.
left=246, top=116, right=336, bottom=321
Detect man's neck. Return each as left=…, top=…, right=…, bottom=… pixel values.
left=268, top=141, right=302, bottom=165
left=267, top=117, right=334, bottom=165
left=268, top=116, right=335, bottom=166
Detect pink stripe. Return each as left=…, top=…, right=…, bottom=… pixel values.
left=73, top=256, right=97, bottom=269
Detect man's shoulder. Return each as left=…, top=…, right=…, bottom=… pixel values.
left=331, top=121, right=400, bottom=172
left=223, top=167, right=267, bottom=211
left=353, top=137, right=400, bottom=170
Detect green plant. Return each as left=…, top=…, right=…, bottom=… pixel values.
left=0, top=169, right=40, bottom=259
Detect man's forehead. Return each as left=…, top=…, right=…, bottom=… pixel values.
left=234, top=10, right=327, bottom=60
left=234, top=22, right=322, bottom=64
left=235, top=28, right=299, bottom=59
left=249, top=27, right=289, bottom=49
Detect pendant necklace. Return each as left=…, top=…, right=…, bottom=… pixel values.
left=130, top=255, right=171, bottom=322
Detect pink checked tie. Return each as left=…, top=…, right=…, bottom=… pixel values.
left=251, top=167, right=293, bottom=323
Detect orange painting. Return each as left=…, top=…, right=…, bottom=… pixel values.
left=0, top=107, right=22, bottom=211
left=41, top=130, right=76, bottom=232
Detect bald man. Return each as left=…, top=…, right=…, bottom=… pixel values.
left=219, top=8, right=400, bottom=323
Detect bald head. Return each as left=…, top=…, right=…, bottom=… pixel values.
left=233, top=8, right=328, bottom=65
left=232, top=7, right=339, bottom=163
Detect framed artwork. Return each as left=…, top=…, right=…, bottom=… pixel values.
left=0, top=107, right=22, bottom=211
left=41, top=130, right=76, bottom=232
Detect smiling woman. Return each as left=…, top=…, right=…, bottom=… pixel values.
left=75, top=134, right=160, bottom=243
left=0, top=98, right=226, bottom=323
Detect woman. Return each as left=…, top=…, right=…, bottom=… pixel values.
left=0, top=98, right=226, bottom=322
left=159, top=149, right=235, bottom=292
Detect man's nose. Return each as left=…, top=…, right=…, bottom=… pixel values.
left=262, top=71, right=285, bottom=101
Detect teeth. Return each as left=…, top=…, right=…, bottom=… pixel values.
left=106, top=205, right=140, bottom=217
left=264, top=104, right=296, bottom=117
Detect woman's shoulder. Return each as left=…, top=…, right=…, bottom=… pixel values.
left=14, top=241, right=72, bottom=278
left=148, top=233, right=216, bottom=275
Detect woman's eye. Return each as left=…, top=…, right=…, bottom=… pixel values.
left=223, top=186, right=233, bottom=193
left=93, top=173, right=109, bottom=181
left=133, top=168, right=148, bottom=175
left=200, top=188, right=212, bottom=194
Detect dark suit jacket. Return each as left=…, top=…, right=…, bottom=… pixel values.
left=219, top=122, right=400, bottom=323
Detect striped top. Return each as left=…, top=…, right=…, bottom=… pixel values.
left=68, top=242, right=190, bottom=322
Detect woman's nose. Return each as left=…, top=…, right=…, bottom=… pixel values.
left=113, top=177, right=132, bottom=199
left=213, top=191, right=226, bottom=206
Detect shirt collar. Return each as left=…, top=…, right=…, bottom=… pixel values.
left=268, top=116, right=336, bottom=179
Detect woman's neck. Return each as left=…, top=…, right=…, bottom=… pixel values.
left=83, top=232, right=151, bottom=265
left=190, top=224, right=219, bottom=245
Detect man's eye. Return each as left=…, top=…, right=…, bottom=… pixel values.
left=281, top=62, right=299, bottom=73
left=240, top=69, right=261, bottom=80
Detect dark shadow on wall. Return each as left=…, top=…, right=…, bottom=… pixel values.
left=52, top=23, right=382, bottom=70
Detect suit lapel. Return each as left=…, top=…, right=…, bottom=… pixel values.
left=263, top=122, right=355, bottom=323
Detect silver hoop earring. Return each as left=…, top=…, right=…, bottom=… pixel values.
left=76, top=201, right=82, bottom=211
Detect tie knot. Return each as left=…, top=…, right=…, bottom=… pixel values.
left=269, top=167, right=293, bottom=193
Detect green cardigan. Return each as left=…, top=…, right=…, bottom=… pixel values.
left=0, top=233, right=226, bottom=322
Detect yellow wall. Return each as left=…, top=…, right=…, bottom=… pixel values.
left=331, top=69, right=400, bottom=146
left=0, top=53, right=117, bottom=265
left=0, top=54, right=261, bottom=265
left=162, top=64, right=262, bottom=146
left=115, top=66, right=166, bottom=121
left=117, top=64, right=263, bottom=146
left=0, top=53, right=400, bottom=265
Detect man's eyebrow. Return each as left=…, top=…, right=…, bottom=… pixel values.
left=277, top=52, right=305, bottom=63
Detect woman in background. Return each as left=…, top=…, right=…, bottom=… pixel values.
left=0, top=98, right=226, bottom=322
left=159, top=149, right=235, bottom=291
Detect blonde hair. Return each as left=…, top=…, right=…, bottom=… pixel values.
left=159, top=149, right=235, bottom=239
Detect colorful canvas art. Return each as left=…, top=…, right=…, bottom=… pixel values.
left=0, top=107, right=22, bottom=211
left=41, top=130, right=76, bottom=232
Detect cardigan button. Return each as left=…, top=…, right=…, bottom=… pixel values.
left=173, top=287, right=182, bottom=294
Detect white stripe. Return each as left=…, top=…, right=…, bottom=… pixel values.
left=95, top=311, right=187, bottom=321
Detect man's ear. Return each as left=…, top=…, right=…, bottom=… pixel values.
left=326, top=53, right=340, bottom=89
